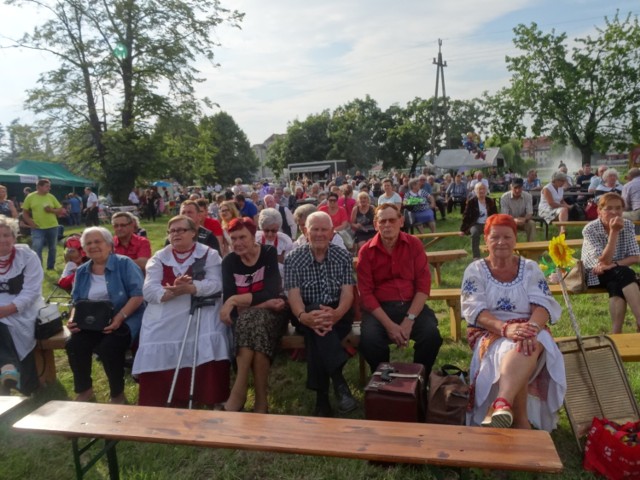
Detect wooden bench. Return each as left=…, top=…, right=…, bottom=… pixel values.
left=13, top=401, right=563, bottom=479
left=555, top=333, right=640, bottom=362
left=0, top=397, right=25, bottom=418
left=427, top=249, right=468, bottom=286
left=35, top=326, right=70, bottom=386
left=429, top=285, right=608, bottom=342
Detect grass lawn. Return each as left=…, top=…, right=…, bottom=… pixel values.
left=0, top=208, right=637, bottom=479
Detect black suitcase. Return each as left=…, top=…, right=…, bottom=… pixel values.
left=364, top=362, right=425, bottom=423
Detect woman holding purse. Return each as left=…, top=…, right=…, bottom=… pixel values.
left=66, top=227, right=145, bottom=404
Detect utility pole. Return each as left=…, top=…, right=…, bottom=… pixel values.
left=430, top=39, right=448, bottom=163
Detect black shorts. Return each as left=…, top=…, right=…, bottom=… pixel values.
left=596, top=265, right=637, bottom=298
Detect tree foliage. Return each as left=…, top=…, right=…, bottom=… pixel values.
left=4, top=0, right=243, bottom=199
left=199, top=112, right=257, bottom=186
left=327, top=95, right=382, bottom=171
left=505, top=12, right=640, bottom=164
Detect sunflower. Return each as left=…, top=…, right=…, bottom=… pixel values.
left=548, top=234, right=577, bottom=269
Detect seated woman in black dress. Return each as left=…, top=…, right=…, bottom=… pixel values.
left=220, top=217, right=288, bottom=413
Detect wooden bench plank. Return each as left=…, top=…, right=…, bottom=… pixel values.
left=483, top=235, right=640, bottom=259
left=413, top=231, right=462, bottom=249
left=0, top=397, right=25, bottom=418
left=13, top=401, right=563, bottom=473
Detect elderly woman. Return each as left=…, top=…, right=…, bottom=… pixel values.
left=405, top=177, right=436, bottom=234
left=460, top=182, right=498, bottom=259
left=255, top=208, right=293, bottom=279
left=351, top=191, right=376, bottom=251
left=338, top=184, right=356, bottom=218
left=132, top=215, right=229, bottom=408
left=220, top=218, right=288, bottom=413
left=0, top=216, right=42, bottom=395
left=594, top=168, right=623, bottom=201
left=0, top=186, right=18, bottom=219
left=538, top=171, right=570, bottom=235
left=582, top=193, right=640, bottom=333
left=66, top=227, right=145, bottom=403
left=461, top=214, right=566, bottom=430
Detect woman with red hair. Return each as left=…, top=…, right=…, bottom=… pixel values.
left=460, top=214, right=566, bottom=431
left=219, top=217, right=288, bottom=413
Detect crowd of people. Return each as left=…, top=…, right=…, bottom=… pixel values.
left=0, top=162, right=638, bottom=434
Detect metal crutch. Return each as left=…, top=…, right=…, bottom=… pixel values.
left=187, top=294, right=221, bottom=409
left=166, top=294, right=220, bottom=408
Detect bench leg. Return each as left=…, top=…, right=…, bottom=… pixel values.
left=71, top=438, right=120, bottom=480
left=432, top=264, right=442, bottom=286
left=447, top=300, right=462, bottom=342
left=358, top=353, right=367, bottom=386
left=35, top=348, right=57, bottom=386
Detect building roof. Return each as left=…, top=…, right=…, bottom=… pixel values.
left=434, top=147, right=504, bottom=170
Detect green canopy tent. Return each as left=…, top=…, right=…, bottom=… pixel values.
left=5, top=160, right=97, bottom=201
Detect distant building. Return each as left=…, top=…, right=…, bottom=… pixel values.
left=252, top=134, right=284, bottom=180
left=521, top=137, right=553, bottom=166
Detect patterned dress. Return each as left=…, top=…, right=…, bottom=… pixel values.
left=461, top=257, right=566, bottom=431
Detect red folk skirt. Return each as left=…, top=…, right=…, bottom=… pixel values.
left=138, top=359, right=230, bottom=408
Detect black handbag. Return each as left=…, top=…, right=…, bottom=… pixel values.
left=35, top=303, right=64, bottom=340
left=73, top=300, right=115, bottom=331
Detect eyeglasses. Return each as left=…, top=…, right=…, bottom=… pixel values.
left=112, top=222, right=132, bottom=228
left=377, top=218, right=399, bottom=225
left=167, top=228, right=192, bottom=235
left=262, top=228, right=278, bottom=233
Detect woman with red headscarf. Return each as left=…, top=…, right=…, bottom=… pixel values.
left=460, top=214, right=566, bottom=431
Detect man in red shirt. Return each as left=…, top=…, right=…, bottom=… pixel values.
left=196, top=198, right=224, bottom=251
left=111, top=212, right=151, bottom=272
left=356, top=203, right=442, bottom=374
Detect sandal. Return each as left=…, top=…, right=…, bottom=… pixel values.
left=481, top=397, right=513, bottom=428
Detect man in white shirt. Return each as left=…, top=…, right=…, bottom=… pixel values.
left=128, top=188, right=140, bottom=206
left=84, top=187, right=99, bottom=226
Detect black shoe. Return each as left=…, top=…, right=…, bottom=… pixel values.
left=335, top=384, right=357, bottom=414
left=313, top=402, right=333, bottom=417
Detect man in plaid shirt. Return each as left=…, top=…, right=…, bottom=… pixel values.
left=285, top=211, right=357, bottom=417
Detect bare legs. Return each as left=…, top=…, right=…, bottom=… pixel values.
left=609, top=296, right=627, bottom=334
left=491, top=341, right=542, bottom=429
left=621, top=283, right=640, bottom=332
left=224, top=347, right=272, bottom=413
left=557, top=208, right=569, bottom=235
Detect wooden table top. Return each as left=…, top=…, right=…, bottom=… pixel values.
left=14, top=401, right=563, bottom=473
left=0, top=397, right=25, bottom=418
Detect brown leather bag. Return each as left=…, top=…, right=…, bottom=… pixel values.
left=426, top=365, right=470, bottom=425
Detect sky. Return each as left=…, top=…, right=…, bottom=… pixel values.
left=0, top=0, right=638, bottom=146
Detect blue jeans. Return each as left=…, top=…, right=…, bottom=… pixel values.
left=70, top=212, right=81, bottom=225
left=31, top=227, right=59, bottom=270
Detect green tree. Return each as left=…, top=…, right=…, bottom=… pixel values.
left=265, top=135, right=287, bottom=178
left=380, top=97, right=441, bottom=174
left=328, top=95, right=382, bottom=170
left=284, top=111, right=333, bottom=165
left=199, top=112, right=257, bottom=186
left=4, top=0, right=243, bottom=199
left=152, top=115, right=201, bottom=184
left=447, top=98, right=489, bottom=150
left=505, top=13, right=640, bottom=164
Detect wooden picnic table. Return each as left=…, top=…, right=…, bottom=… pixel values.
left=427, top=249, right=468, bottom=286
left=0, top=397, right=25, bottom=418
left=413, top=231, right=461, bottom=249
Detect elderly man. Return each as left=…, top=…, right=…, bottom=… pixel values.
left=357, top=204, right=442, bottom=376
left=264, top=194, right=296, bottom=239
left=500, top=178, right=536, bottom=241
left=522, top=169, right=542, bottom=192
left=290, top=204, right=346, bottom=251
left=284, top=212, right=356, bottom=417
left=112, top=212, right=151, bottom=272
left=173, top=200, right=220, bottom=254
left=22, top=179, right=66, bottom=270
left=588, top=165, right=609, bottom=193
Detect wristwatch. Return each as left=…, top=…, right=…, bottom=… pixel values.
left=406, top=313, right=417, bottom=321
